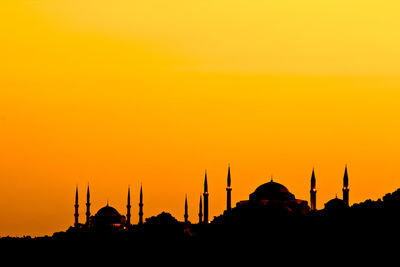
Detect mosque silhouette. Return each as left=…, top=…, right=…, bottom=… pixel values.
left=72, top=165, right=351, bottom=231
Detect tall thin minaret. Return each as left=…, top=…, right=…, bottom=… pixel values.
left=310, top=168, right=317, bottom=211
left=139, top=184, right=144, bottom=225
left=343, top=165, right=349, bottom=206
left=85, top=184, right=90, bottom=225
left=184, top=194, right=189, bottom=224
left=226, top=165, right=232, bottom=212
left=198, top=194, right=203, bottom=224
left=126, top=187, right=131, bottom=227
left=74, top=185, right=79, bottom=227
left=203, top=170, right=209, bottom=224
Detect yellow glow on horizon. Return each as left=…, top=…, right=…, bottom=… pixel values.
left=1, top=1, right=400, bottom=237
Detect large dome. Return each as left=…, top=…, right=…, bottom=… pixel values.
left=92, top=204, right=126, bottom=229
left=249, top=181, right=295, bottom=201
left=95, top=205, right=122, bottom=217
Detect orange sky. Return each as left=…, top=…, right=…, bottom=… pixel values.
left=1, top=1, right=400, bottom=237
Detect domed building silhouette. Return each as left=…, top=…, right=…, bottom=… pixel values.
left=321, top=165, right=351, bottom=212
left=73, top=185, right=144, bottom=230
left=250, top=180, right=296, bottom=201
left=211, top=165, right=350, bottom=226
left=88, top=203, right=126, bottom=229
left=210, top=177, right=310, bottom=229
left=324, top=196, right=348, bottom=211
left=235, top=179, right=310, bottom=216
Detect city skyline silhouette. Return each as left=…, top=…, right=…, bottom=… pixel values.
left=2, top=162, right=400, bottom=237
left=2, top=2, right=400, bottom=252
left=70, top=164, right=353, bottom=229
left=4, top=163, right=400, bottom=241
left=3, top=163, right=400, bottom=266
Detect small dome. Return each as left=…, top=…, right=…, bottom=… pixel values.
left=249, top=181, right=295, bottom=201
left=324, top=197, right=347, bottom=210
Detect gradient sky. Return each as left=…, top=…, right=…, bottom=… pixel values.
left=1, top=0, right=400, bottom=237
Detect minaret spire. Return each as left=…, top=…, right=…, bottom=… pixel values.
left=139, top=184, right=144, bottom=225
left=343, top=165, right=349, bottom=206
left=126, top=186, right=131, bottom=227
left=198, top=194, right=203, bottom=224
left=85, top=183, right=90, bottom=225
left=184, top=194, right=189, bottom=224
left=203, top=170, right=209, bottom=224
left=226, top=164, right=232, bottom=212
left=310, top=168, right=317, bottom=211
left=74, top=185, right=79, bottom=227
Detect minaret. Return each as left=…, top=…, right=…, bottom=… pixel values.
left=198, top=195, right=203, bottom=224
left=126, top=187, right=131, bottom=227
left=74, top=185, right=79, bottom=227
left=139, top=184, right=144, bottom=225
left=343, top=165, right=349, bottom=206
left=226, top=165, right=232, bottom=212
left=203, top=170, right=209, bottom=224
left=310, top=168, right=317, bottom=211
left=184, top=194, right=189, bottom=224
left=85, top=184, right=90, bottom=225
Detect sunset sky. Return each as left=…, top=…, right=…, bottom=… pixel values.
left=1, top=0, right=400, bottom=237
